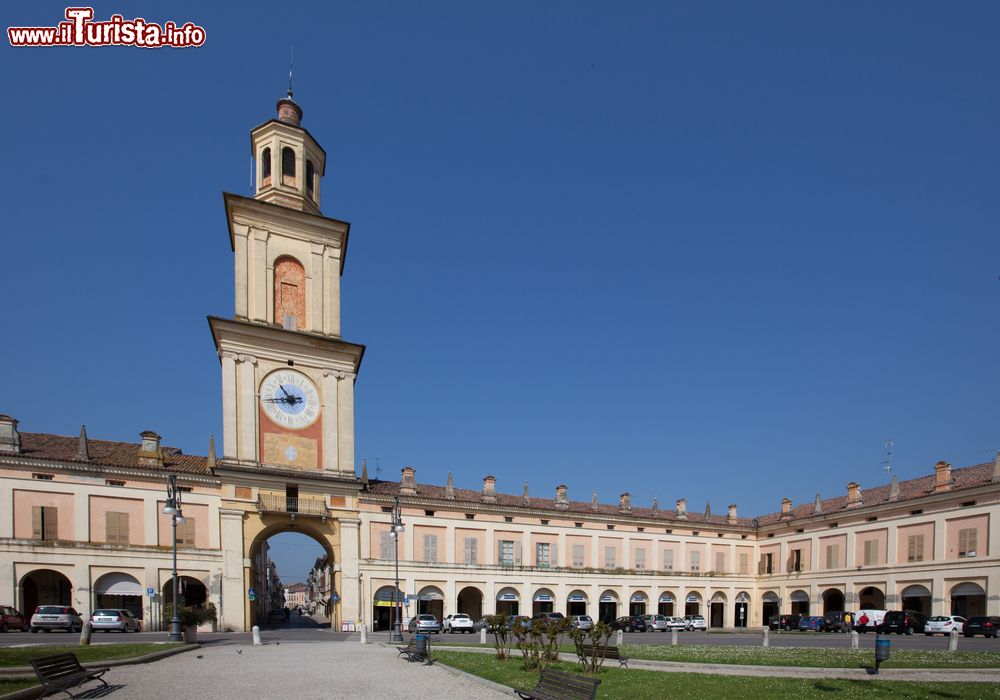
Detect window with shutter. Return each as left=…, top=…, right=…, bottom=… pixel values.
left=536, top=543, right=550, bottom=568
left=513, top=542, right=522, bottom=566
left=423, top=534, right=437, bottom=562
left=764, top=552, right=773, bottom=574
left=500, top=540, right=514, bottom=565
left=380, top=532, right=393, bottom=560
left=33, top=506, right=58, bottom=541
left=106, top=512, right=130, bottom=544
left=664, top=549, right=674, bottom=570
left=791, top=549, right=802, bottom=572
left=863, top=540, right=878, bottom=565
left=635, top=548, right=646, bottom=570
left=463, top=537, right=478, bottom=564
left=572, top=544, right=584, bottom=567
left=739, top=552, right=749, bottom=574
left=958, top=528, right=977, bottom=557
left=690, top=551, right=700, bottom=571
left=906, top=534, right=925, bottom=562
left=826, top=544, right=838, bottom=569
left=604, top=546, right=616, bottom=569
left=715, top=552, right=725, bottom=573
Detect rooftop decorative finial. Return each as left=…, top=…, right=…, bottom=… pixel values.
left=522, top=481, right=530, bottom=506
left=360, top=459, right=369, bottom=486
left=288, top=45, right=294, bottom=99
left=993, top=450, right=1000, bottom=484
left=206, top=434, right=216, bottom=469
left=651, top=496, right=659, bottom=516
left=704, top=501, right=711, bottom=518
left=591, top=489, right=599, bottom=511
left=76, top=425, right=90, bottom=461
left=814, top=492, right=822, bottom=514
left=445, top=472, right=454, bottom=499
left=888, top=474, right=899, bottom=501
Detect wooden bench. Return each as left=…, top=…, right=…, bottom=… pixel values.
left=578, top=643, right=629, bottom=668
left=30, top=653, right=110, bottom=698
left=396, top=638, right=426, bottom=662
left=516, top=668, right=601, bottom=700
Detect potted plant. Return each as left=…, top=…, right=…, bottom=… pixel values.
left=163, top=603, right=217, bottom=643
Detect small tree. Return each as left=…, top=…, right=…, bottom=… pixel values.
left=569, top=621, right=613, bottom=675
left=486, top=614, right=512, bottom=660
left=513, top=617, right=569, bottom=671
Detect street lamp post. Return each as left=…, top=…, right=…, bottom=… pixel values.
left=162, top=474, right=186, bottom=642
left=390, top=496, right=405, bottom=643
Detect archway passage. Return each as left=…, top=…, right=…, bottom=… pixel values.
left=95, top=572, right=143, bottom=620
left=496, top=588, right=519, bottom=617
left=457, top=587, right=483, bottom=620
left=21, top=569, right=72, bottom=615
left=900, top=585, right=931, bottom=616
left=657, top=593, right=675, bottom=617
left=629, top=592, right=648, bottom=617
left=734, top=593, right=750, bottom=628
left=709, top=594, right=726, bottom=628
left=161, top=576, right=207, bottom=608
left=761, top=591, right=778, bottom=623
left=532, top=588, right=555, bottom=615
left=950, top=582, right=986, bottom=618
left=598, top=591, right=619, bottom=623
left=372, top=586, right=403, bottom=632
left=790, top=590, right=810, bottom=616
left=417, top=586, right=444, bottom=620
left=684, top=592, right=701, bottom=617
left=858, top=586, right=886, bottom=610
left=822, top=588, right=845, bottom=615
left=567, top=590, right=588, bottom=617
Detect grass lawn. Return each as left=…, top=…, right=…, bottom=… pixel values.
left=0, top=678, right=38, bottom=695
left=442, top=641, right=1000, bottom=669
left=433, top=651, right=1000, bottom=699
left=0, top=643, right=182, bottom=668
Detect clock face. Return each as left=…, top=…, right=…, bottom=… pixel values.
left=260, top=370, right=320, bottom=429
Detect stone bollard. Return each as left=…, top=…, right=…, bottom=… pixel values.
left=762, top=626, right=769, bottom=648
left=851, top=630, right=859, bottom=650
left=360, top=625, right=368, bottom=644
left=252, top=625, right=262, bottom=646
left=949, top=629, right=958, bottom=652
left=616, top=629, right=623, bottom=646
left=480, top=627, right=487, bottom=645
left=79, top=621, right=92, bottom=646
left=671, top=627, right=678, bottom=646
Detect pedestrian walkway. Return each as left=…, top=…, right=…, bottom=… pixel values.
left=93, top=641, right=509, bottom=699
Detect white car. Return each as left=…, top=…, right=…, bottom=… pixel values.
left=665, top=616, right=687, bottom=630
left=442, top=613, right=475, bottom=633
left=30, top=606, right=82, bottom=633
left=684, top=615, right=707, bottom=631
left=90, top=609, right=141, bottom=632
left=925, top=615, right=966, bottom=636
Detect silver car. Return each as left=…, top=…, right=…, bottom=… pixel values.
left=90, top=609, right=141, bottom=632
left=925, top=615, right=965, bottom=636
left=407, top=613, right=441, bottom=634
left=642, top=614, right=669, bottom=632
left=665, top=616, right=687, bottom=630
left=570, top=615, right=594, bottom=631
left=30, top=606, right=82, bottom=633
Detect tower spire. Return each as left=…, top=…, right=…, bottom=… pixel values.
left=288, top=46, right=294, bottom=99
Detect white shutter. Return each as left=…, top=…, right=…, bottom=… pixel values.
left=550, top=543, right=558, bottom=568
left=715, top=552, right=724, bottom=573
left=664, top=549, right=674, bottom=570
left=513, top=541, right=522, bottom=566
left=470, top=538, right=478, bottom=564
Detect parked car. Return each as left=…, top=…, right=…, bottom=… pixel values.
left=531, top=612, right=566, bottom=625
left=407, top=614, right=441, bottom=634
left=442, top=613, right=475, bottom=633
left=30, top=606, right=82, bottom=633
left=853, top=609, right=887, bottom=633
left=683, top=615, right=707, bottom=631
left=798, top=616, right=825, bottom=632
left=610, top=616, right=648, bottom=632
left=0, top=606, right=29, bottom=632
left=925, top=616, right=966, bottom=636
left=569, top=615, right=593, bottom=631
left=880, top=610, right=927, bottom=635
left=474, top=616, right=499, bottom=633
left=822, top=611, right=855, bottom=633
left=505, top=615, right=531, bottom=632
left=90, top=609, right=141, bottom=632
left=768, top=614, right=802, bottom=631
left=642, top=614, right=670, bottom=632
left=963, top=616, right=1000, bottom=638
left=266, top=609, right=286, bottom=625
left=665, top=616, right=687, bottom=630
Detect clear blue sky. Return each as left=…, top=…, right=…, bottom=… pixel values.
left=2, top=2, right=998, bottom=581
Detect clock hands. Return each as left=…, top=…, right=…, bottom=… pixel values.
left=263, top=385, right=304, bottom=406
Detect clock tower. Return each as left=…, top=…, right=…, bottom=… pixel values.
left=209, top=92, right=364, bottom=476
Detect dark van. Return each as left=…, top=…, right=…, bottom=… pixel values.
left=880, top=610, right=927, bottom=635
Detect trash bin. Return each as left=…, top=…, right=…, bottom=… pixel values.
left=415, top=634, right=428, bottom=656
left=875, top=635, right=890, bottom=662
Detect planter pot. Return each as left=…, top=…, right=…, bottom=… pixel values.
left=183, top=627, right=198, bottom=643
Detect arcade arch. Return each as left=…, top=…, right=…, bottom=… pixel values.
left=496, top=587, right=520, bottom=617
left=822, top=588, right=845, bottom=615
left=457, top=586, right=483, bottom=620
left=900, top=584, right=931, bottom=616
left=709, top=591, right=727, bottom=628
left=567, top=590, right=588, bottom=617
left=94, top=572, right=143, bottom=620
left=657, top=591, right=677, bottom=617
left=950, top=582, right=986, bottom=618
left=20, top=569, right=72, bottom=615
left=789, top=589, right=810, bottom=616
left=629, top=591, right=649, bottom=616
left=598, top=590, right=619, bottom=622
left=858, top=586, right=886, bottom=610
left=532, top=588, right=555, bottom=615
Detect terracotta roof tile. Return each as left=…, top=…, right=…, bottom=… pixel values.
left=13, top=432, right=211, bottom=477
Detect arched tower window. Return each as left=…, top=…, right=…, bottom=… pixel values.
left=306, top=160, right=315, bottom=196
left=274, top=256, right=306, bottom=330
left=281, top=147, right=296, bottom=186
left=261, top=148, right=272, bottom=187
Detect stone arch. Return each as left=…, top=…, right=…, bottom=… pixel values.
left=822, top=587, right=845, bottom=615
left=858, top=586, right=886, bottom=610
left=457, top=586, right=483, bottom=620
left=495, top=586, right=520, bottom=617
left=789, top=589, right=810, bottom=616
left=94, top=572, right=144, bottom=620
left=416, top=585, right=444, bottom=619
left=683, top=590, right=702, bottom=617
left=734, top=590, right=750, bottom=628
left=761, top=590, right=779, bottom=624
left=20, top=569, right=72, bottom=615
left=900, top=584, right=932, bottom=616
left=532, top=587, right=555, bottom=615
left=372, top=585, right=404, bottom=632
left=657, top=590, right=677, bottom=617
left=629, top=590, right=649, bottom=616
left=261, top=147, right=272, bottom=186
left=598, top=589, right=619, bottom=623
left=567, top=589, right=588, bottom=617
left=950, top=582, right=986, bottom=618
left=709, top=591, right=727, bottom=628
left=281, top=146, right=296, bottom=184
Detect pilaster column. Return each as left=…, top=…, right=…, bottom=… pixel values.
left=237, top=355, right=257, bottom=463
left=337, top=372, right=355, bottom=475
left=339, top=518, right=360, bottom=629
left=309, top=243, right=324, bottom=333
left=220, top=351, right=238, bottom=460
left=445, top=523, right=456, bottom=564
left=252, top=228, right=269, bottom=323
left=0, top=482, right=11, bottom=538
left=321, top=369, right=340, bottom=471
left=324, top=249, right=340, bottom=336
left=886, top=524, right=898, bottom=565
left=233, top=226, right=249, bottom=319
left=219, top=508, right=247, bottom=631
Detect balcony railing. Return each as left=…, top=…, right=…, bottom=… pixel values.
left=256, top=493, right=331, bottom=520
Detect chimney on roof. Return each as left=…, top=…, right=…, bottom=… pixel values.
left=555, top=484, right=569, bottom=510
left=846, top=481, right=862, bottom=508
left=888, top=474, right=899, bottom=502
left=780, top=497, right=792, bottom=519
left=814, top=493, right=823, bottom=514
left=619, top=492, right=631, bottom=513
left=76, top=425, right=90, bottom=461
left=400, top=466, right=417, bottom=496
left=651, top=496, right=659, bottom=517
left=138, top=431, right=164, bottom=467
left=676, top=498, right=688, bottom=520
left=993, top=451, right=1000, bottom=483
left=0, top=415, right=20, bottom=454
left=206, top=434, right=217, bottom=469
left=522, top=481, right=530, bottom=506
left=445, top=472, right=454, bottom=499
left=933, top=461, right=953, bottom=493
left=482, top=475, right=497, bottom=503
left=727, top=504, right=737, bottom=525
left=591, top=489, right=599, bottom=511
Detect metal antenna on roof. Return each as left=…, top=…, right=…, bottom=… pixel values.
left=881, top=439, right=894, bottom=476
left=375, top=457, right=382, bottom=481
left=288, top=46, right=294, bottom=98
